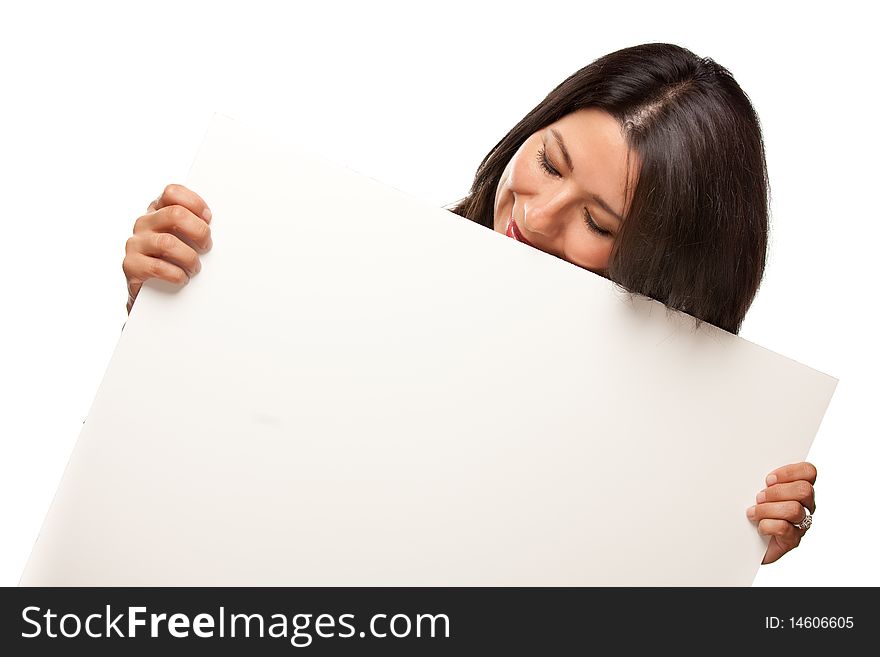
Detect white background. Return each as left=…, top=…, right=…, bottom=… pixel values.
left=1, top=0, right=876, bottom=586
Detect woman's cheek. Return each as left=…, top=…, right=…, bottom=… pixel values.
left=563, top=222, right=613, bottom=273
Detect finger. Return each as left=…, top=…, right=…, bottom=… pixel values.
left=122, top=252, right=190, bottom=311
left=123, top=251, right=190, bottom=288
left=150, top=183, right=212, bottom=223
left=756, top=481, right=816, bottom=514
left=128, top=232, right=202, bottom=278
left=765, top=462, right=817, bottom=486
left=134, top=205, right=213, bottom=253
left=757, top=518, right=804, bottom=543
left=747, top=501, right=807, bottom=524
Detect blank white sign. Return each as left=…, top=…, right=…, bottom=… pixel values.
left=21, top=114, right=837, bottom=586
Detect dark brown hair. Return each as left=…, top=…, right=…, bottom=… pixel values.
left=446, top=43, right=769, bottom=335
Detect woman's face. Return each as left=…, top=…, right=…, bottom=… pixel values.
left=493, top=108, right=639, bottom=275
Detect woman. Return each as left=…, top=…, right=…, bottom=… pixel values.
left=121, top=43, right=817, bottom=566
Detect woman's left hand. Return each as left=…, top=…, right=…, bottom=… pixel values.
left=747, top=462, right=818, bottom=564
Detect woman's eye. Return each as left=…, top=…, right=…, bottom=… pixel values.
left=537, top=145, right=612, bottom=238
left=583, top=209, right=611, bottom=237
left=536, top=147, right=560, bottom=177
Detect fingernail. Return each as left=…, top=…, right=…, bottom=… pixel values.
left=756, top=490, right=766, bottom=504
left=766, top=474, right=778, bottom=486
left=203, top=207, right=212, bottom=223
left=746, top=505, right=756, bottom=519
left=206, top=237, right=213, bottom=252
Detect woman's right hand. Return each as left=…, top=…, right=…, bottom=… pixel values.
left=123, top=183, right=213, bottom=314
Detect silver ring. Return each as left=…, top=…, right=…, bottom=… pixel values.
left=794, top=508, right=813, bottom=531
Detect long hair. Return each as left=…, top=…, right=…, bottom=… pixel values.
left=446, top=43, right=769, bottom=335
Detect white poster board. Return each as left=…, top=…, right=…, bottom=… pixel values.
left=21, top=114, right=837, bottom=586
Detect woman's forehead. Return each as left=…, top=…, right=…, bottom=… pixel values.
left=549, top=108, right=639, bottom=216
left=552, top=108, right=631, bottom=167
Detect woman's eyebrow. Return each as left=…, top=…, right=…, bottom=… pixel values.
left=550, top=128, right=624, bottom=225
left=551, top=128, right=575, bottom=172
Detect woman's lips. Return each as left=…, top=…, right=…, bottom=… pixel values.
left=505, top=214, right=537, bottom=248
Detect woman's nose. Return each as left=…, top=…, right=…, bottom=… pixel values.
left=524, top=195, right=567, bottom=238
